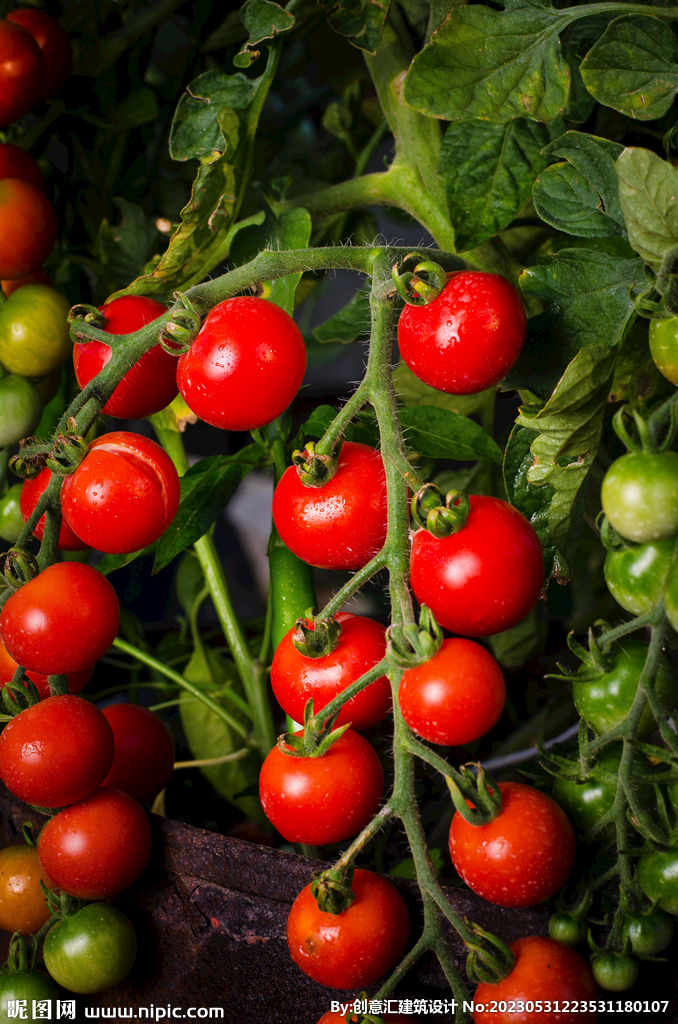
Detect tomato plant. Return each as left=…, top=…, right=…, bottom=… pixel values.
left=100, top=702, right=175, bottom=804
left=60, top=431, right=181, bottom=553
left=601, top=451, right=678, bottom=544
left=43, top=902, right=136, bottom=993
left=0, top=283, right=71, bottom=377
left=6, top=9, right=72, bottom=100
left=38, top=787, right=152, bottom=900
left=0, top=181, right=57, bottom=281
left=0, top=844, right=53, bottom=935
left=449, top=782, right=576, bottom=907
left=287, top=869, right=409, bottom=989
left=0, top=636, right=92, bottom=701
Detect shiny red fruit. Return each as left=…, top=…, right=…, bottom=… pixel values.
left=20, top=469, right=89, bottom=551
left=0, top=20, right=44, bottom=128
left=0, top=145, right=44, bottom=190
left=7, top=9, right=72, bottom=99
left=0, top=636, right=92, bottom=701
left=101, top=703, right=175, bottom=804
left=0, top=179, right=57, bottom=280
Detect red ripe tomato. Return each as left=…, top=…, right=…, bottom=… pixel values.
left=2, top=269, right=51, bottom=297
left=0, top=20, right=44, bottom=128
left=100, top=703, right=175, bottom=805
left=410, top=495, right=543, bottom=637
left=0, top=562, right=120, bottom=674
left=7, top=10, right=72, bottom=100
left=176, top=296, right=307, bottom=431
left=259, top=729, right=383, bottom=845
left=37, top=787, right=152, bottom=900
left=397, top=271, right=526, bottom=395
left=399, top=637, right=505, bottom=745
left=272, top=442, right=388, bottom=571
left=0, top=145, right=44, bottom=190
left=449, top=782, right=576, bottom=907
left=0, top=636, right=92, bottom=701
left=0, top=179, right=57, bottom=280
left=73, top=296, right=178, bottom=420
left=271, top=613, right=391, bottom=730
left=60, top=431, right=181, bottom=554
left=473, top=936, right=597, bottom=1023
left=287, top=868, right=409, bottom=989
left=20, top=469, right=89, bottom=551
left=0, top=695, right=114, bottom=808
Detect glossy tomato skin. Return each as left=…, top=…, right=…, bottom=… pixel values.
left=177, top=296, right=306, bottom=431
left=0, top=483, right=24, bottom=543
left=397, top=271, right=526, bottom=395
left=410, top=496, right=544, bottom=637
left=0, top=144, right=44, bottom=190
left=0, top=374, right=42, bottom=446
left=602, top=451, right=678, bottom=544
left=638, top=846, right=678, bottom=915
left=0, top=180, right=57, bottom=280
left=273, top=442, right=388, bottom=571
left=621, top=911, right=673, bottom=956
left=43, top=903, right=136, bottom=994
left=259, top=729, right=383, bottom=845
left=271, top=613, right=390, bottom=730
left=20, top=468, right=89, bottom=551
left=0, top=561, right=120, bottom=674
left=0, top=844, right=53, bottom=934
left=649, top=315, right=678, bottom=386
left=73, top=296, right=178, bottom=419
left=591, top=953, right=638, bottom=992
left=287, top=868, right=409, bottom=989
left=0, top=636, right=92, bottom=701
left=100, top=703, right=174, bottom=804
left=38, top=787, right=152, bottom=900
left=0, top=695, right=114, bottom=808
left=0, top=284, right=70, bottom=377
left=552, top=744, right=653, bottom=838
left=61, top=431, right=181, bottom=554
left=572, top=638, right=676, bottom=737
left=449, top=782, right=575, bottom=907
left=0, top=970, right=57, bottom=1018
left=399, top=637, right=505, bottom=745
left=473, top=937, right=597, bottom=1024
left=0, top=20, right=44, bottom=128
left=7, top=10, right=72, bottom=99
left=604, top=537, right=675, bottom=615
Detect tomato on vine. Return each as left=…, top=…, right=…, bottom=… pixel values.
left=604, top=537, right=675, bottom=615
left=449, top=782, right=575, bottom=907
left=601, top=450, right=678, bottom=544
left=621, top=911, right=673, bottom=956
left=271, top=613, right=390, bottom=730
left=0, top=637, right=93, bottom=701
left=0, top=144, right=44, bottom=190
left=0, top=180, right=57, bottom=281
left=397, top=270, right=526, bottom=395
left=0, top=283, right=71, bottom=377
left=101, top=702, right=175, bottom=804
left=0, top=18, right=44, bottom=127
left=73, top=295, right=179, bottom=419
left=259, top=729, right=384, bottom=845
left=60, top=431, right=181, bottom=554
left=649, top=316, right=678, bottom=386
left=273, top=441, right=388, bottom=571
left=551, top=744, right=653, bottom=837
left=43, top=903, right=136, bottom=994
left=0, top=970, right=57, bottom=1019
left=287, top=868, right=409, bottom=989
left=638, top=846, right=678, bottom=915
left=177, top=295, right=307, bottom=431
left=590, top=952, right=638, bottom=992
left=0, top=844, right=53, bottom=935
left=0, top=374, right=42, bottom=447
left=399, top=637, right=505, bottom=746
left=7, top=9, right=72, bottom=99
left=410, top=495, right=543, bottom=637
left=20, top=468, right=89, bottom=551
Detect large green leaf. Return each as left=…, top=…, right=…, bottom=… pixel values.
left=234, top=0, right=295, bottom=68
left=169, top=71, right=259, bottom=161
left=403, top=1, right=571, bottom=123
left=616, top=147, right=678, bottom=269
left=259, top=208, right=312, bottom=316
left=438, top=118, right=550, bottom=251
left=580, top=15, right=678, bottom=122
left=532, top=132, right=625, bottom=237
left=399, top=405, right=503, bottom=464
left=319, top=0, right=391, bottom=53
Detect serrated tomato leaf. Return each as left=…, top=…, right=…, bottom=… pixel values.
left=616, top=147, right=678, bottom=269
left=399, top=405, right=503, bottom=464
left=234, top=0, right=295, bottom=68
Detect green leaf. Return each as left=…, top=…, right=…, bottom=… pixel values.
left=96, top=544, right=156, bottom=576
left=153, top=457, right=244, bottom=573
left=393, top=360, right=494, bottom=417
left=438, top=118, right=550, bottom=251
left=616, top=147, right=678, bottom=268
left=399, top=405, right=503, bottom=464
left=487, top=605, right=548, bottom=669
left=234, top=0, right=295, bottom=68
left=112, top=87, right=160, bottom=128
left=169, top=70, right=259, bottom=162
left=533, top=131, right=625, bottom=237
left=403, top=2, right=571, bottom=123
left=96, top=198, right=161, bottom=289
left=580, top=15, right=678, bottom=122
left=260, top=208, right=312, bottom=316
left=319, top=0, right=391, bottom=54
left=298, top=405, right=340, bottom=441
left=313, top=283, right=371, bottom=345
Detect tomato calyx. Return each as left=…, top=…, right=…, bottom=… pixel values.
left=291, top=615, right=342, bottom=659
left=5, top=933, right=39, bottom=974
left=0, top=547, right=39, bottom=595
left=464, top=920, right=516, bottom=985
left=1, top=671, right=40, bottom=718
left=549, top=627, right=611, bottom=684
left=67, top=303, right=106, bottom=334
left=40, top=884, right=85, bottom=923
left=445, top=763, right=502, bottom=826
left=291, top=441, right=338, bottom=488
left=277, top=699, right=352, bottom=759
left=386, top=604, right=442, bottom=668
left=411, top=484, right=470, bottom=538
left=310, top=862, right=356, bottom=915
left=391, top=256, right=447, bottom=306
left=158, top=291, right=200, bottom=355
left=611, top=402, right=678, bottom=457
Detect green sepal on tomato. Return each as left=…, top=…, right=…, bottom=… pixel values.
left=604, top=537, right=676, bottom=615
left=0, top=284, right=70, bottom=377
left=572, top=638, right=676, bottom=737
left=43, top=903, right=136, bottom=994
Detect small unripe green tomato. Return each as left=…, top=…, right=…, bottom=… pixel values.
left=549, top=911, right=587, bottom=945
left=601, top=451, right=678, bottom=544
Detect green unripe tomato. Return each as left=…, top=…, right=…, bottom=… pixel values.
left=590, top=952, right=639, bottom=992
left=0, top=374, right=42, bottom=446
left=0, top=969, right=57, bottom=1022
left=601, top=450, right=678, bottom=543
left=0, top=285, right=71, bottom=378
left=0, top=484, right=24, bottom=543
left=662, top=558, right=678, bottom=634
left=552, top=744, right=654, bottom=836
left=572, top=639, right=677, bottom=737
left=638, top=847, right=678, bottom=915
left=548, top=911, right=587, bottom=945
left=604, top=538, right=676, bottom=615
left=621, top=911, right=673, bottom=955
left=650, top=316, right=678, bottom=386
left=43, top=903, right=137, bottom=994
